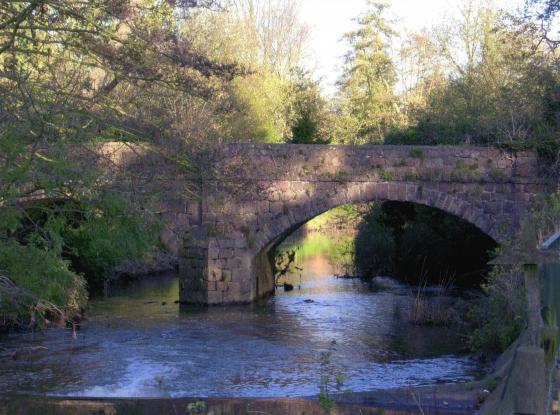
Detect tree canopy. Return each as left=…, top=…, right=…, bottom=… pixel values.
left=1, top=0, right=559, bottom=329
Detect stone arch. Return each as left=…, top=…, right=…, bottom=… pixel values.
left=250, top=181, right=500, bottom=259
left=244, top=181, right=501, bottom=302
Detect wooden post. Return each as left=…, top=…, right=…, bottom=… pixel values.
left=524, top=263, right=543, bottom=346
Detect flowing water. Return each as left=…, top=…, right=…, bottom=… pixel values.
left=0, top=233, right=485, bottom=398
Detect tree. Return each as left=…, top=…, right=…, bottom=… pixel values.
left=229, top=0, right=310, bottom=75
left=181, top=0, right=312, bottom=143
left=0, top=0, right=241, bottom=326
left=526, top=0, right=560, bottom=48
left=334, top=1, right=399, bottom=144
left=288, top=70, right=332, bottom=144
left=396, top=31, right=446, bottom=125
left=387, top=0, right=560, bottom=151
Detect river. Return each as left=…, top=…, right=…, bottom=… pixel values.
left=0, top=233, right=485, bottom=398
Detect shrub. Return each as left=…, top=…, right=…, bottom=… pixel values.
left=467, top=265, right=526, bottom=352
left=0, top=194, right=161, bottom=328
left=62, top=196, right=161, bottom=289
left=0, top=239, right=87, bottom=328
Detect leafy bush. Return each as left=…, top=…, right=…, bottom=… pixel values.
left=467, top=193, right=560, bottom=352
left=62, top=196, right=161, bottom=289
left=0, top=194, right=161, bottom=328
left=0, top=239, right=87, bottom=328
left=467, top=265, right=526, bottom=352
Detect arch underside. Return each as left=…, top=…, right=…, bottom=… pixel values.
left=245, top=180, right=506, bottom=302
left=250, top=181, right=502, bottom=259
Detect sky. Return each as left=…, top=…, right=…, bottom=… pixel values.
left=298, top=0, right=526, bottom=95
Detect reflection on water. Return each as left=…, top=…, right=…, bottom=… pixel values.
left=0, top=234, right=485, bottom=398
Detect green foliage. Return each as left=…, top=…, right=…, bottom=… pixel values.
left=484, top=375, right=499, bottom=392
left=408, top=148, right=424, bottom=159
left=530, top=193, right=560, bottom=244
left=317, top=340, right=345, bottom=415
left=0, top=194, right=159, bottom=327
left=467, top=265, right=526, bottom=352
left=62, top=197, right=161, bottom=289
left=288, top=70, right=332, bottom=144
left=305, top=204, right=364, bottom=230
left=467, top=194, right=560, bottom=352
left=0, top=239, right=87, bottom=327
left=384, top=2, right=560, bottom=172
left=292, top=111, right=319, bottom=143
left=333, top=1, right=400, bottom=144
left=354, top=205, right=396, bottom=278
left=355, top=202, right=497, bottom=284
left=186, top=401, right=214, bottom=415
left=277, top=233, right=356, bottom=272
left=183, top=2, right=319, bottom=144
left=229, top=72, right=291, bottom=143
left=378, top=169, right=395, bottom=181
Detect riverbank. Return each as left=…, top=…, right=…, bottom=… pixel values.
left=0, top=381, right=484, bottom=415
left=0, top=249, right=178, bottom=333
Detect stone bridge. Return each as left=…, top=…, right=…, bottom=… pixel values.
left=79, top=143, right=549, bottom=304
left=175, top=144, right=550, bottom=305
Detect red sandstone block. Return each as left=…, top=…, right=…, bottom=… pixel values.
left=396, top=184, right=406, bottom=201
left=270, top=201, right=283, bottom=215
left=217, top=282, right=229, bottom=291
left=207, top=290, right=223, bottom=304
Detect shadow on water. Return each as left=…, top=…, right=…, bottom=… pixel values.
left=0, top=232, right=487, bottom=400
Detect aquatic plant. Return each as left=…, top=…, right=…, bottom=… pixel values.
left=317, top=340, right=346, bottom=415
left=186, top=401, right=214, bottom=415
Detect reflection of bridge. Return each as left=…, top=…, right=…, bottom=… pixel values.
left=85, top=143, right=549, bottom=305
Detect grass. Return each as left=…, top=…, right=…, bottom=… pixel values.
left=407, top=272, right=458, bottom=326
left=379, top=169, right=395, bottom=181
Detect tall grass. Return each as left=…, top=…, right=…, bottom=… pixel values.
left=407, top=270, right=459, bottom=326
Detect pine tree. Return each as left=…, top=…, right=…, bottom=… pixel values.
left=335, top=1, right=399, bottom=144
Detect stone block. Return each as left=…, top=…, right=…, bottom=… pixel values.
left=503, top=200, right=515, bottom=214
left=207, top=290, right=223, bottom=304
left=218, top=239, right=235, bottom=249
left=376, top=182, right=388, bottom=200
left=181, top=278, right=207, bottom=291
left=182, top=290, right=208, bottom=304
left=219, top=248, right=234, bottom=259
left=207, top=267, right=220, bottom=281
left=227, top=282, right=242, bottom=296
left=217, top=281, right=229, bottom=292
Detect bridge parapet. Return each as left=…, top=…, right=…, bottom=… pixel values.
left=211, top=144, right=539, bottom=184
